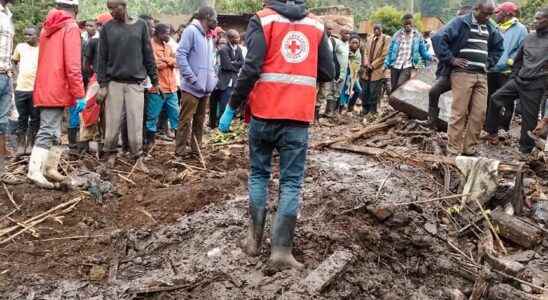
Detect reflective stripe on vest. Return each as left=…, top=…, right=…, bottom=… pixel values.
left=249, top=8, right=324, bottom=123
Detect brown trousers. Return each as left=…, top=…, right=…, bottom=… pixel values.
left=175, top=92, right=208, bottom=156
left=447, top=71, right=488, bottom=153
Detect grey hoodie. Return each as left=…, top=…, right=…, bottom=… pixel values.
left=176, top=19, right=219, bottom=98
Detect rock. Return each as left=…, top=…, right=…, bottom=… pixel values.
left=302, top=250, right=354, bottom=295
left=89, top=265, right=106, bottom=281
left=531, top=201, right=548, bottom=224
left=424, top=222, right=438, bottom=235
left=485, top=255, right=525, bottom=276
left=443, top=288, right=466, bottom=300
left=366, top=205, right=394, bottom=222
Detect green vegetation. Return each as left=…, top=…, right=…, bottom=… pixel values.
left=370, top=6, right=423, bottom=35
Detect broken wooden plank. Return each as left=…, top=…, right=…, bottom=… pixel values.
left=302, top=250, right=354, bottom=294
left=311, top=117, right=401, bottom=149
left=485, top=254, right=525, bottom=276
left=488, top=284, right=542, bottom=300
left=491, top=211, right=544, bottom=249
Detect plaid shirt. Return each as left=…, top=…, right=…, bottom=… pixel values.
left=393, top=31, right=414, bottom=70
left=0, top=4, right=13, bottom=73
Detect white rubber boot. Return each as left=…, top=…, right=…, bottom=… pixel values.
left=45, top=146, right=66, bottom=182
left=27, top=147, right=55, bottom=189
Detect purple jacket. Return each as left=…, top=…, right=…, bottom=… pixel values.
left=176, top=20, right=218, bottom=98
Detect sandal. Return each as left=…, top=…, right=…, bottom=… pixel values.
left=0, top=172, right=23, bottom=185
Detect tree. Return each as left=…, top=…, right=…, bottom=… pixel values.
left=370, top=6, right=423, bottom=36
left=521, top=0, right=545, bottom=25
left=10, top=0, right=53, bottom=44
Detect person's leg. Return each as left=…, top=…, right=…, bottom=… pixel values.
left=164, top=92, right=180, bottom=131
left=517, top=87, right=544, bottom=154
left=242, top=118, right=275, bottom=256
left=14, top=91, right=31, bottom=156
left=322, top=81, right=336, bottom=117
left=30, top=108, right=64, bottom=187
left=27, top=93, right=40, bottom=154
left=463, top=74, right=488, bottom=155
left=144, top=92, right=164, bottom=146
left=217, top=87, right=233, bottom=120
left=125, top=83, right=145, bottom=157
left=369, top=80, right=383, bottom=114
left=485, top=73, right=509, bottom=135
left=175, top=92, right=199, bottom=156
left=190, top=97, right=208, bottom=153
left=103, top=81, right=125, bottom=154
left=395, top=68, right=412, bottom=90
left=390, top=68, right=400, bottom=93
left=208, top=89, right=220, bottom=129
left=448, top=72, right=476, bottom=154
left=428, top=76, right=451, bottom=126
left=271, top=123, right=308, bottom=270
left=0, top=75, right=15, bottom=183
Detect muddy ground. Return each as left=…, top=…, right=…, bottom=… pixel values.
left=1, top=107, right=548, bottom=299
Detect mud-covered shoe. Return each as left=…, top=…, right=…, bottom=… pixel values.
left=240, top=205, right=267, bottom=257
left=27, top=146, right=55, bottom=189
left=269, top=215, right=304, bottom=270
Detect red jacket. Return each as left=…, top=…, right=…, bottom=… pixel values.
left=33, top=9, right=84, bottom=108
left=247, top=8, right=324, bottom=123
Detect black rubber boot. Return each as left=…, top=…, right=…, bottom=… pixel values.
left=144, top=131, right=156, bottom=153
left=324, top=100, right=338, bottom=118
left=425, top=107, right=440, bottom=130
left=25, top=129, right=37, bottom=155
left=68, top=128, right=78, bottom=150
left=241, top=205, right=267, bottom=257
left=269, top=214, right=304, bottom=270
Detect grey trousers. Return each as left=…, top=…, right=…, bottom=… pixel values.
left=104, top=81, right=144, bottom=156
left=35, top=108, right=64, bottom=150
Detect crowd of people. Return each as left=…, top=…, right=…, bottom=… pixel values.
left=0, top=0, right=546, bottom=269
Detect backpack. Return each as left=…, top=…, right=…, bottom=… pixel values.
left=330, top=37, right=341, bottom=80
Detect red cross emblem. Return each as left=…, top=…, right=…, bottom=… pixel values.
left=281, top=31, right=309, bottom=64
left=288, top=40, right=301, bottom=54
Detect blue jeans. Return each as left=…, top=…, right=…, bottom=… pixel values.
left=248, top=118, right=309, bottom=218
left=145, top=92, right=180, bottom=133
left=0, top=75, right=13, bottom=135
left=217, top=87, right=233, bottom=120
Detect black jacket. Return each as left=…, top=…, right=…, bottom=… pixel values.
left=217, top=43, right=244, bottom=90
left=228, top=0, right=335, bottom=113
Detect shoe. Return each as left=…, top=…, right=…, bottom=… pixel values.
left=269, top=215, right=304, bottom=270
left=324, top=100, right=337, bottom=118
left=15, top=133, right=26, bottom=157
left=44, top=146, right=67, bottom=182
left=27, top=147, right=56, bottom=189
left=144, top=131, right=156, bottom=152
left=240, top=205, right=267, bottom=257
left=166, top=128, right=175, bottom=139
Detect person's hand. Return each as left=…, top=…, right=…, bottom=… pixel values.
left=451, top=58, right=469, bottom=69
left=219, top=105, right=237, bottom=133
left=75, top=98, right=87, bottom=112
left=96, top=87, right=108, bottom=104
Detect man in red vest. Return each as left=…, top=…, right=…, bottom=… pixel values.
left=218, top=0, right=334, bottom=269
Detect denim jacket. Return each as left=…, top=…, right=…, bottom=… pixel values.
left=384, top=28, right=432, bottom=69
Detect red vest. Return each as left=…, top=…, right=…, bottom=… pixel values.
left=248, top=8, right=324, bottom=123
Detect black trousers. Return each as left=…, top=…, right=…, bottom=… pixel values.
left=485, top=73, right=511, bottom=134
left=209, top=89, right=222, bottom=129
left=362, top=80, right=383, bottom=113
left=428, top=75, right=451, bottom=117
left=491, top=78, right=544, bottom=153
left=390, top=67, right=413, bottom=93
left=14, top=91, right=40, bottom=136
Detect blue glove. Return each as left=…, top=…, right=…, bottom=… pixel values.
left=75, top=98, right=87, bottom=113
left=219, top=105, right=236, bottom=133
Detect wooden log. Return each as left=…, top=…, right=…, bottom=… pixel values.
left=491, top=211, right=543, bottom=249
left=311, top=117, right=401, bottom=149
left=328, top=143, right=524, bottom=174
left=488, top=284, right=542, bottom=300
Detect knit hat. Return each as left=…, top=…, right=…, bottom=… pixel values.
left=96, top=12, right=113, bottom=25
left=495, top=2, right=519, bottom=16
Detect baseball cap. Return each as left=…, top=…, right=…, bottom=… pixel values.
left=495, top=2, right=519, bottom=16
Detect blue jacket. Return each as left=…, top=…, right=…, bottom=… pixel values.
left=384, top=28, right=432, bottom=69
left=432, top=13, right=504, bottom=77
left=176, top=20, right=218, bottom=98
left=492, top=19, right=528, bottom=73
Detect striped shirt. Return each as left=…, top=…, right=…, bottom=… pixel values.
left=457, top=16, right=489, bottom=73
left=394, top=31, right=414, bottom=70
left=0, top=4, right=13, bottom=73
